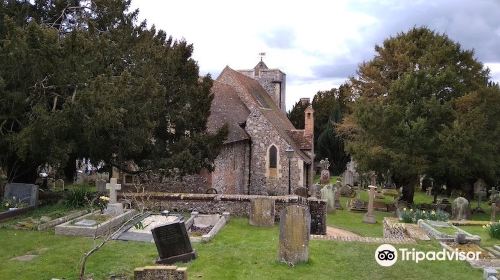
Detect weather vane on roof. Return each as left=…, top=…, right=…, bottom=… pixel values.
left=259, top=52, right=266, bottom=62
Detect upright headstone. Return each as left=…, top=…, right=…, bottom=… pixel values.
left=308, top=198, right=327, bottom=235
left=309, top=184, right=319, bottom=198
left=491, top=202, right=497, bottom=222
left=105, top=178, right=123, bottom=216
left=363, top=185, right=377, bottom=224
left=343, top=170, right=354, bottom=187
left=320, top=185, right=335, bottom=213
left=4, top=183, right=39, bottom=207
left=278, top=205, right=310, bottom=265
left=249, top=197, right=275, bottom=226
left=332, top=186, right=343, bottom=210
left=451, top=197, right=470, bottom=221
left=152, top=221, right=196, bottom=264
left=96, top=179, right=106, bottom=193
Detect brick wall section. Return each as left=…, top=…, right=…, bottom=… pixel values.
left=308, top=198, right=327, bottom=235
left=134, top=266, right=187, bottom=280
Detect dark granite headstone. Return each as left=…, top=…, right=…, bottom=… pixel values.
left=4, top=183, right=39, bottom=207
left=151, top=221, right=196, bottom=264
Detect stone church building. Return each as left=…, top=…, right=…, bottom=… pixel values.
left=206, top=60, right=315, bottom=195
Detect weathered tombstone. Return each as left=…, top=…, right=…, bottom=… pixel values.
left=426, top=187, right=433, bottom=196
left=349, top=198, right=368, bottom=212
left=309, top=184, right=319, bottom=198
left=490, top=188, right=499, bottom=222
left=4, top=183, right=39, bottom=207
left=363, top=185, right=377, bottom=224
left=152, top=221, right=196, bottom=264
left=249, top=197, right=275, bottom=226
left=339, top=184, right=355, bottom=198
left=332, top=186, right=343, bottom=210
left=320, top=185, right=335, bottom=213
left=96, top=179, right=106, bottom=193
left=343, top=170, right=354, bottom=187
left=278, top=205, right=310, bottom=265
left=473, top=179, right=487, bottom=213
left=294, top=187, right=308, bottom=198
left=308, top=198, right=326, bottom=235
left=319, top=158, right=331, bottom=185
left=451, top=197, right=470, bottom=221
left=104, top=178, right=123, bottom=216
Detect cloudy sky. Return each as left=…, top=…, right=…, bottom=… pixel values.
left=131, top=0, right=500, bottom=111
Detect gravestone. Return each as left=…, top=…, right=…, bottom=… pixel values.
left=363, top=185, right=377, bottom=224
left=332, top=186, right=343, bottom=210
left=319, top=158, right=331, bottom=185
left=492, top=202, right=497, bottom=222
left=308, top=198, right=326, bottom=235
left=4, top=183, right=39, bottom=207
left=349, top=198, right=367, bottom=212
left=152, top=221, right=196, bottom=264
left=320, top=185, right=335, bottom=213
left=294, top=187, right=308, bottom=198
left=96, top=179, right=106, bottom=193
left=339, top=184, right=355, bottom=197
left=343, top=170, right=354, bottom=187
left=451, top=197, right=470, bottom=221
left=278, top=205, right=310, bottom=265
left=309, top=184, right=319, bottom=198
left=249, top=197, right=275, bottom=227
left=473, top=179, right=487, bottom=213
left=104, top=178, right=123, bottom=216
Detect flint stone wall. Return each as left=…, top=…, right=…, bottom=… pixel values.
left=120, top=193, right=308, bottom=220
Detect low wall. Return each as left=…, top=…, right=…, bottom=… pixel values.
left=119, top=193, right=308, bottom=220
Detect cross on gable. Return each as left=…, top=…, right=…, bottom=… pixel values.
left=106, top=178, right=121, bottom=204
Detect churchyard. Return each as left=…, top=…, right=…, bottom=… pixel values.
left=0, top=174, right=497, bottom=279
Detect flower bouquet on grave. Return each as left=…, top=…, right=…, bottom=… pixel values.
left=2, top=196, right=28, bottom=211
left=96, top=196, right=110, bottom=214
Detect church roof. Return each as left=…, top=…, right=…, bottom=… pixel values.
left=212, top=67, right=313, bottom=163
left=207, top=80, right=250, bottom=143
left=286, top=130, right=313, bottom=150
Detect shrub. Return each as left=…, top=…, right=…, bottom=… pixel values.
left=65, top=187, right=95, bottom=208
left=484, top=223, right=500, bottom=239
left=400, top=208, right=449, bottom=223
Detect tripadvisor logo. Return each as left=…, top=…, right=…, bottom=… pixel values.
left=375, top=244, right=481, bottom=267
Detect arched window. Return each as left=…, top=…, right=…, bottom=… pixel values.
left=269, top=145, right=277, bottom=168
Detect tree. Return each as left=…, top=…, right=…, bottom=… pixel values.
left=0, top=0, right=226, bottom=183
left=338, top=27, right=495, bottom=203
left=287, top=99, right=309, bottom=129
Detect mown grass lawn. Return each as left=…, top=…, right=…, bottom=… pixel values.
left=0, top=217, right=483, bottom=280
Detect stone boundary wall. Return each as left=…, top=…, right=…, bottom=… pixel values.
left=134, top=265, right=187, bottom=280
left=119, top=193, right=308, bottom=220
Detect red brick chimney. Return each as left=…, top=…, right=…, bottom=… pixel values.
left=304, top=104, right=314, bottom=139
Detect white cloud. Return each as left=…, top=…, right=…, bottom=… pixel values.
left=131, top=0, right=500, bottom=110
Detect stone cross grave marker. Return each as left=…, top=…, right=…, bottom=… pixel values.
left=278, top=205, right=310, bottom=265
left=363, top=185, right=377, bottom=224
left=152, top=220, right=196, bottom=264
left=473, top=179, right=486, bottom=213
left=106, top=178, right=121, bottom=204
